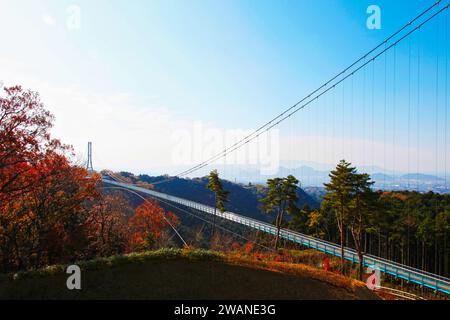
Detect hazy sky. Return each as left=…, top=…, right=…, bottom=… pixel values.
left=0, top=0, right=449, bottom=176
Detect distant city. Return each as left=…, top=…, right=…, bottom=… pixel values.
left=154, top=161, right=450, bottom=194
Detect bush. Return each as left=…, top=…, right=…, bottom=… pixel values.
left=182, top=248, right=224, bottom=261
left=0, top=248, right=226, bottom=282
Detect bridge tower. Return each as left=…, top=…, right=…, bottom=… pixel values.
left=86, top=142, right=94, bottom=172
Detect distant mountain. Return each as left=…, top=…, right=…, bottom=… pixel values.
left=188, top=164, right=332, bottom=186
left=400, top=173, right=444, bottom=181
left=137, top=161, right=449, bottom=191
left=137, top=175, right=319, bottom=222
left=113, top=168, right=450, bottom=219
left=371, top=173, right=395, bottom=182
left=303, top=187, right=327, bottom=203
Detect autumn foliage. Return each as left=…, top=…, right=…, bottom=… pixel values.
left=128, top=201, right=178, bottom=251
left=0, top=86, right=178, bottom=272
left=86, top=194, right=130, bottom=257
left=0, top=86, right=62, bottom=198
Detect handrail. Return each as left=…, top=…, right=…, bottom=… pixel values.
left=102, top=178, right=450, bottom=295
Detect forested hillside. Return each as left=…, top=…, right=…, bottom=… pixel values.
left=118, top=173, right=319, bottom=222
left=288, top=189, right=450, bottom=278
left=107, top=170, right=450, bottom=279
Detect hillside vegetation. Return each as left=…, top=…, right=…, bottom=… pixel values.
left=120, top=173, right=319, bottom=222
left=0, top=248, right=377, bottom=300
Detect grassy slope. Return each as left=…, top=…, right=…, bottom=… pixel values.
left=0, top=249, right=378, bottom=300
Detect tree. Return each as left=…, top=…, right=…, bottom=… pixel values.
left=307, top=209, right=329, bottom=239
left=288, top=204, right=311, bottom=234
left=348, top=172, right=375, bottom=279
left=0, top=86, right=64, bottom=198
left=206, top=170, right=229, bottom=236
left=435, top=211, right=450, bottom=276
left=0, top=86, right=103, bottom=271
left=128, top=200, right=178, bottom=251
left=0, top=151, right=101, bottom=271
left=0, top=85, right=106, bottom=272
left=86, top=193, right=130, bottom=257
left=323, top=160, right=355, bottom=273
left=261, top=175, right=299, bottom=249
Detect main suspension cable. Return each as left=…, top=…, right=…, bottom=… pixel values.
left=173, top=3, right=450, bottom=180
left=165, top=2, right=445, bottom=181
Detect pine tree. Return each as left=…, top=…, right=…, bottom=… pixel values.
left=323, top=160, right=356, bottom=274
left=261, top=175, right=299, bottom=249
left=349, top=172, right=375, bottom=280
left=207, top=170, right=229, bottom=236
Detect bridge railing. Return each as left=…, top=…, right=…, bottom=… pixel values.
left=102, top=178, right=450, bottom=295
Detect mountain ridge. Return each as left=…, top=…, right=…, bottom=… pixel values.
left=134, top=174, right=319, bottom=222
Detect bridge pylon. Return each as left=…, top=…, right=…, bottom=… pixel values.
left=86, top=142, right=94, bottom=172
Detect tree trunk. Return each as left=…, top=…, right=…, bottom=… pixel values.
left=274, top=212, right=281, bottom=250
left=275, top=226, right=280, bottom=250
left=352, top=229, right=364, bottom=281
left=345, top=228, right=349, bottom=247
left=378, top=231, right=381, bottom=257
left=212, top=193, right=217, bottom=238
left=358, top=251, right=364, bottom=281
left=274, top=204, right=285, bottom=250
left=364, top=232, right=367, bottom=253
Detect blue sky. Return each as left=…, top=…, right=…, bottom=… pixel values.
left=0, top=0, right=448, bottom=176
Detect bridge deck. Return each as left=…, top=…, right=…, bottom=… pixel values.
left=103, top=178, right=450, bottom=295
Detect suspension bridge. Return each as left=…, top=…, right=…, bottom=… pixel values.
left=101, top=177, right=450, bottom=295
left=88, top=2, right=450, bottom=295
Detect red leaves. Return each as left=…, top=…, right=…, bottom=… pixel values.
left=0, top=86, right=180, bottom=271
left=244, top=241, right=254, bottom=253
left=86, top=194, right=130, bottom=257
left=0, top=86, right=71, bottom=198
left=0, top=85, right=100, bottom=271
left=324, top=257, right=331, bottom=272
left=128, top=200, right=178, bottom=251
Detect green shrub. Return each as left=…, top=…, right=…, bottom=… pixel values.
left=0, top=247, right=226, bottom=282
left=183, top=248, right=224, bottom=261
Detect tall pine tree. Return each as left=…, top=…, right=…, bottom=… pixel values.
left=349, top=172, right=375, bottom=279
left=323, top=160, right=356, bottom=273
left=261, top=175, right=299, bottom=249
left=207, top=170, right=229, bottom=236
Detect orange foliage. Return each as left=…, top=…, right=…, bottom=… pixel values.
left=136, top=181, right=155, bottom=190
left=0, top=86, right=111, bottom=272
left=381, top=191, right=409, bottom=201
left=86, top=194, right=130, bottom=257
left=244, top=241, right=254, bottom=253
left=128, top=200, right=178, bottom=250
left=0, top=148, right=101, bottom=270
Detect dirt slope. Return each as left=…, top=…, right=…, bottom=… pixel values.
left=0, top=258, right=378, bottom=300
